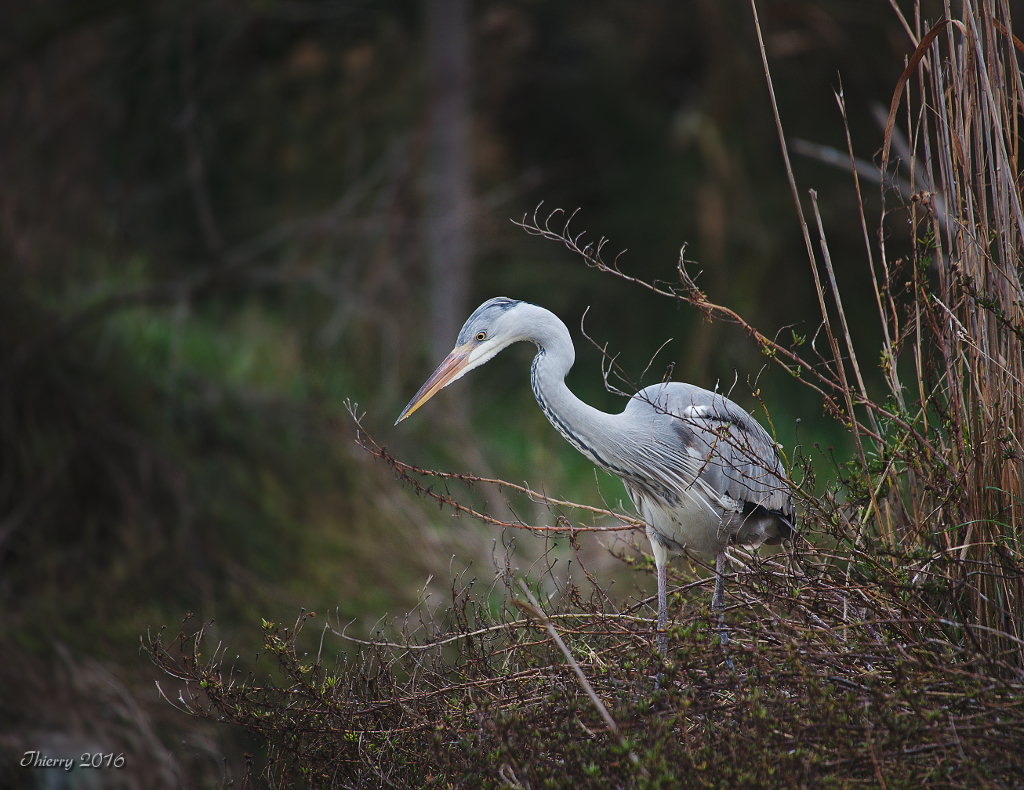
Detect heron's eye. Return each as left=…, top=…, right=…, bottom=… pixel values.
left=475, top=331, right=487, bottom=341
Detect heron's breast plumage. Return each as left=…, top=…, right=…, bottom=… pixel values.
left=627, top=480, right=731, bottom=555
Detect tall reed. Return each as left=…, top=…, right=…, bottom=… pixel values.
left=865, top=0, right=1024, bottom=667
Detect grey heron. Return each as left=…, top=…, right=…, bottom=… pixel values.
left=396, top=297, right=794, bottom=654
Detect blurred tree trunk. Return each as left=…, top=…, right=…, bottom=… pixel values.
left=426, top=0, right=474, bottom=361
left=424, top=0, right=514, bottom=520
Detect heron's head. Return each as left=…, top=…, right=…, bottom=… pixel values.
left=395, top=297, right=529, bottom=424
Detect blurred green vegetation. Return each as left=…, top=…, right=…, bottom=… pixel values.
left=0, top=0, right=937, bottom=784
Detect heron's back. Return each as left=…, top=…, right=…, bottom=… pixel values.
left=618, top=382, right=794, bottom=555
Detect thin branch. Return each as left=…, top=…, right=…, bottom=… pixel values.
left=514, top=579, right=644, bottom=772
left=348, top=401, right=640, bottom=535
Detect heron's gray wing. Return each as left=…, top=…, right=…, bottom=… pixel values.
left=624, top=383, right=794, bottom=522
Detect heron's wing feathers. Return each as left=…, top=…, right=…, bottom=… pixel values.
left=623, top=384, right=794, bottom=522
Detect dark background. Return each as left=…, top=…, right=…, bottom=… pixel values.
left=0, top=1, right=942, bottom=785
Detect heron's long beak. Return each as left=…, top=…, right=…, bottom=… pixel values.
left=395, top=344, right=472, bottom=425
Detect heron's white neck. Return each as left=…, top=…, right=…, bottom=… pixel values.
left=519, top=304, right=628, bottom=473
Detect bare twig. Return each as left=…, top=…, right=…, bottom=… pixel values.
left=514, top=579, right=643, bottom=772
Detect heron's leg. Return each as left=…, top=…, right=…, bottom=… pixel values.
left=713, top=550, right=729, bottom=647
left=647, top=528, right=669, bottom=655
left=656, top=560, right=668, bottom=655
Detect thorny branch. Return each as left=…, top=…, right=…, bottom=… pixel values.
left=514, top=204, right=957, bottom=482
left=347, top=400, right=641, bottom=536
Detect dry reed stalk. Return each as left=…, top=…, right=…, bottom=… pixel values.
left=757, top=0, right=1024, bottom=669
left=883, top=0, right=1024, bottom=665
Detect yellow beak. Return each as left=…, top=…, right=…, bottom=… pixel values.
left=395, top=345, right=473, bottom=424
